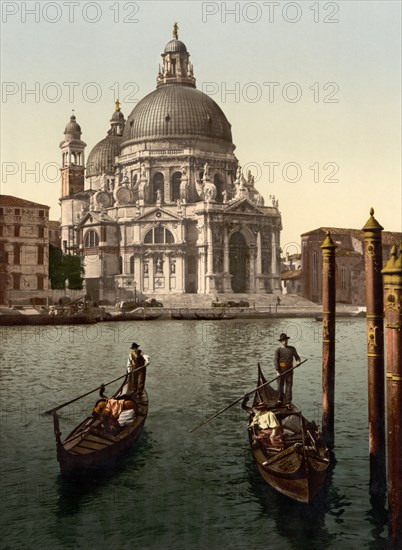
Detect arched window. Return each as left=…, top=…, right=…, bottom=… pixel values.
left=144, top=227, right=175, bottom=244
left=129, top=256, right=135, bottom=274
left=171, top=172, right=181, bottom=202
left=153, top=172, right=164, bottom=203
left=119, top=256, right=123, bottom=274
left=84, top=230, right=99, bottom=248
left=214, top=173, right=223, bottom=202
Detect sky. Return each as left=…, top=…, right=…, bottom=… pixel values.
left=1, top=0, right=401, bottom=255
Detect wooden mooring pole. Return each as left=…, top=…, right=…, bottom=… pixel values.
left=321, top=232, right=336, bottom=449
left=362, top=208, right=386, bottom=501
left=382, top=244, right=402, bottom=550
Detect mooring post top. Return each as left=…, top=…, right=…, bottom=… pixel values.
left=320, top=231, right=336, bottom=250
left=382, top=244, right=402, bottom=277
left=362, top=207, right=384, bottom=234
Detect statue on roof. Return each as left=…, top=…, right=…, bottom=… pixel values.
left=115, top=99, right=121, bottom=112
left=173, top=22, right=179, bottom=39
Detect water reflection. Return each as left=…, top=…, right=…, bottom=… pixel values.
left=247, top=450, right=348, bottom=549
left=56, top=429, right=152, bottom=518
left=365, top=496, right=388, bottom=550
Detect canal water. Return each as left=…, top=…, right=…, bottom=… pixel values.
left=0, top=318, right=388, bottom=549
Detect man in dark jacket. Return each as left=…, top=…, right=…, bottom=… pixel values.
left=275, top=333, right=300, bottom=407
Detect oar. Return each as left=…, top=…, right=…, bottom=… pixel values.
left=43, top=363, right=149, bottom=415
left=189, top=359, right=308, bottom=433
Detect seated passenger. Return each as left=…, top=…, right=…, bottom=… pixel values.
left=92, top=398, right=137, bottom=433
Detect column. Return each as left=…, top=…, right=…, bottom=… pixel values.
left=321, top=231, right=336, bottom=449
left=206, top=222, right=214, bottom=293
left=382, top=245, right=402, bottom=550
left=257, top=231, right=262, bottom=273
left=198, top=250, right=206, bottom=294
left=176, top=254, right=185, bottom=293
left=362, top=208, right=386, bottom=500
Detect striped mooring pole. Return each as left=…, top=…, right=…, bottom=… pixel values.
left=382, top=244, right=402, bottom=550
left=362, top=208, right=386, bottom=501
left=321, top=231, right=336, bottom=450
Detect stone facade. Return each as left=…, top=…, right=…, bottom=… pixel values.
left=0, top=195, right=50, bottom=305
left=301, top=227, right=401, bottom=305
left=60, top=33, right=282, bottom=302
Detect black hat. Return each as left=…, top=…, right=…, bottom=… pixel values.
left=278, top=333, right=290, bottom=341
left=130, top=342, right=139, bottom=349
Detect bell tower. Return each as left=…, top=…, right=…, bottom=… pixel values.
left=60, top=112, right=87, bottom=197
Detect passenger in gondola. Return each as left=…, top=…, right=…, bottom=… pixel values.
left=127, top=342, right=147, bottom=397
left=92, top=397, right=138, bottom=434
left=242, top=396, right=284, bottom=450
left=275, top=332, right=300, bottom=408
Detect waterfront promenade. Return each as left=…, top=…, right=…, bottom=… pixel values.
left=1, top=293, right=365, bottom=321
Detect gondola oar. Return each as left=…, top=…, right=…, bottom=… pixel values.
left=43, top=363, right=149, bottom=415
left=189, top=359, right=308, bottom=433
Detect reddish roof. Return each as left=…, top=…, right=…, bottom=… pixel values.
left=336, top=248, right=362, bottom=257
left=0, top=195, right=49, bottom=209
left=301, top=227, right=401, bottom=246
left=49, top=220, right=61, bottom=227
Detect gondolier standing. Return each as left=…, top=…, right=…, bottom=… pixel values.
left=127, top=343, right=147, bottom=397
left=275, top=333, right=300, bottom=407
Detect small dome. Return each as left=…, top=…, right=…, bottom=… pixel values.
left=64, top=114, right=81, bottom=136
left=164, top=39, right=188, bottom=53
left=111, top=110, right=125, bottom=122
left=86, top=135, right=123, bottom=177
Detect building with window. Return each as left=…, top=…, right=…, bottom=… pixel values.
left=60, top=30, right=282, bottom=302
left=301, top=227, right=401, bottom=305
left=0, top=195, right=50, bottom=305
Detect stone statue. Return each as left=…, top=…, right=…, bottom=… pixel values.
left=203, top=162, right=210, bottom=182
left=247, top=170, right=255, bottom=185
left=138, top=179, right=146, bottom=201
left=121, top=168, right=129, bottom=185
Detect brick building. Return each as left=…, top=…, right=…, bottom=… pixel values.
left=301, top=227, right=401, bottom=305
left=0, top=195, right=51, bottom=305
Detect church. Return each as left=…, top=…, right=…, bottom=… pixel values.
left=60, top=27, right=282, bottom=302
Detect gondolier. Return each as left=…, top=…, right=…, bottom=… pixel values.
left=127, top=343, right=148, bottom=397
left=275, top=333, right=300, bottom=407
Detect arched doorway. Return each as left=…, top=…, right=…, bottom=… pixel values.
left=229, top=232, right=248, bottom=292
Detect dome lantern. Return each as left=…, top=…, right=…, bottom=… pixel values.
left=157, top=24, right=196, bottom=89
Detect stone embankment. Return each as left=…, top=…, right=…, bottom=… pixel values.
left=110, top=293, right=365, bottom=319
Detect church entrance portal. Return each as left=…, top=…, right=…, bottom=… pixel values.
left=229, top=232, right=247, bottom=293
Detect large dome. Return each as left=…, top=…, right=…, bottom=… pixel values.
left=86, top=135, right=123, bottom=177
left=122, top=85, right=233, bottom=145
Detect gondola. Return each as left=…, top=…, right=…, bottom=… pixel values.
left=194, top=310, right=236, bottom=320
left=53, top=373, right=148, bottom=476
left=245, top=365, right=330, bottom=503
left=107, top=308, right=162, bottom=321
left=170, top=310, right=237, bottom=320
left=0, top=313, right=97, bottom=326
